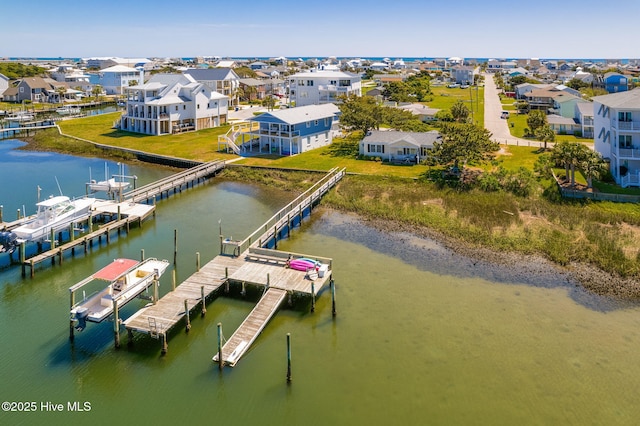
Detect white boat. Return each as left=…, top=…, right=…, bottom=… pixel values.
left=6, top=111, right=35, bottom=122
left=12, top=195, right=95, bottom=242
left=70, top=257, right=170, bottom=330
left=87, top=163, right=131, bottom=195
left=56, top=106, right=81, bottom=115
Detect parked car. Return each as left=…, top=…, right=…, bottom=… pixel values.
left=501, top=111, right=510, bottom=119
left=447, top=83, right=460, bottom=88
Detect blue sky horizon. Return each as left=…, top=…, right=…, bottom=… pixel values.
left=2, top=0, right=639, bottom=59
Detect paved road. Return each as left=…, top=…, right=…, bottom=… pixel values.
left=483, top=73, right=546, bottom=148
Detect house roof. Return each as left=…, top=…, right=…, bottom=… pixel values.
left=576, top=102, right=594, bottom=116
left=239, top=78, right=266, bottom=87
left=101, top=65, right=139, bottom=73
left=288, top=70, right=359, bottom=79
left=2, top=86, right=18, bottom=96
left=362, top=130, right=441, bottom=148
left=250, top=103, right=340, bottom=125
left=547, top=114, right=578, bottom=125
left=183, top=68, right=238, bottom=81
left=398, top=103, right=440, bottom=115
left=553, top=92, right=580, bottom=104
left=592, top=88, right=640, bottom=108
left=524, top=88, right=564, bottom=99
left=19, top=77, right=52, bottom=89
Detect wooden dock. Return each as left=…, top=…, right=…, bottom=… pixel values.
left=124, top=255, right=243, bottom=351
left=213, top=288, right=287, bottom=366
left=122, top=168, right=342, bottom=365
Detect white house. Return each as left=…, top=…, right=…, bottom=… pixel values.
left=451, top=66, right=477, bottom=85
left=288, top=70, right=361, bottom=107
left=575, top=102, right=594, bottom=138
left=360, top=130, right=442, bottom=163
left=183, top=68, right=240, bottom=106
left=0, top=73, right=9, bottom=100
left=592, top=88, right=640, bottom=187
left=397, top=103, right=440, bottom=122
left=98, top=65, right=142, bottom=95
left=119, top=73, right=228, bottom=135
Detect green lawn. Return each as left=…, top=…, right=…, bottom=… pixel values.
left=507, top=112, right=593, bottom=144
left=59, top=112, right=238, bottom=162
left=494, top=145, right=545, bottom=171
left=429, top=86, right=484, bottom=127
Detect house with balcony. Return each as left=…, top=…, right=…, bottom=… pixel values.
left=98, top=65, right=142, bottom=95
left=359, top=130, right=442, bottom=163
left=119, top=73, right=228, bottom=135
left=523, top=87, right=566, bottom=111
left=575, top=102, right=594, bottom=138
left=244, top=103, right=340, bottom=156
left=593, top=88, right=640, bottom=187
left=183, top=68, right=240, bottom=107
left=288, top=70, right=361, bottom=107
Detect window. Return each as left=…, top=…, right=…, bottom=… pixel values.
left=298, top=80, right=305, bottom=86
left=367, top=144, right=385, bottom=153
left=330, top=80, right=337, bottom=85
left=306, top=80, right=314, bottom=86
left=314, top=120, right=318, bottom=126
left=197, top=104, right=200, bottom=109
left=619, top=135, right=632, bottom=148
left=306, top=121, right=311, bottom=128
left=619, top=111, right=632, bottom=122
left=183, top=105, right=186, bottom=110
left=175, top=106, right=178, bottom=111
left=339, top=79, right=350, bottom=87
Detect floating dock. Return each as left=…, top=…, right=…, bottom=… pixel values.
left=123, top=168, right=345, bottom=366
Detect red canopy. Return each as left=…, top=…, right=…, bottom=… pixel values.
left=93, top=258, right=139, bottom=281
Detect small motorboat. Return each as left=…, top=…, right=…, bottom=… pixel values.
left=70, top=257, right=170, bottom=331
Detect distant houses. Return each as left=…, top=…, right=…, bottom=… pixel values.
left=288, top=70, right=361, bottom=106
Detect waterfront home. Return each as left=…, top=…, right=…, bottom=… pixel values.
left=98, top=65, right=142, bottom=95
left=183, top=68, right=240, bottom=107
left=119, top=73, right=228, bottom=135
left=288, top=70, right=361, bottom=106
left=244, top=103, right=340, bottom=156
left=592, top=88, right=640, bottom=187
left=359, top=130, right=441, bottom=163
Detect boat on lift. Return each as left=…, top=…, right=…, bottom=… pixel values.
left=12, top=195, right=95, bottom=243
left=70, top=257, right=170, bottom=331
left=87, top=162, right=131, bottom=195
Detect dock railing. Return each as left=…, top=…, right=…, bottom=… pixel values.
left=225, top=167, right=345, bottom=255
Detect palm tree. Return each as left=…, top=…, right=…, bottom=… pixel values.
left=551, top=141, right=573, bottom=181
left=580, top=149, right=606, bottom=189
left=535, top=124, right=556, bottom=150
left=56, top=86, right=66, bottom=105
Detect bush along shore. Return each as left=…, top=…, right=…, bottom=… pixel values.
left=15, top=132, right=640, bottom=299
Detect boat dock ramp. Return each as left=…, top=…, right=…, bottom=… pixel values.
left=122, top=167, right=345, bottom=367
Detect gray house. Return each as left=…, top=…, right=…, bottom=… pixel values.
left=183, top=68, right=240, bottom=106
left=360, top=130, right=441, bottom=163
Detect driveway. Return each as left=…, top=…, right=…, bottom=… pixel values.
left=483, top=73, right=546, bottom=148
left=227, top=105, right=267, bottom=121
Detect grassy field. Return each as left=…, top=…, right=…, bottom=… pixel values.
left=507, top=112, right=593, bottom=144
left=430, top=85, right=484, bottom=127
left=58, top=112, right=238, bottom=162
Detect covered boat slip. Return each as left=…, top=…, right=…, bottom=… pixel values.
left=69, top=258, right=170, bottom=326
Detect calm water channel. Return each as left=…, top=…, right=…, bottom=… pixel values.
left=1, top=139, right=640, bottom=425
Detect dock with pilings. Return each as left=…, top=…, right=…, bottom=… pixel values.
left=9, top=160, right=226, bottom=274
left=122, top=168, right=344, bottom=365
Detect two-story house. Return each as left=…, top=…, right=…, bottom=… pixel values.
left=288, top=70, right=361, bottom=107
left=119, top=73, right=228, bottom=135
left=0, top=73, right=9, bottom=101
left=183, top=68, right=240, bottom=107
left=98, top=65, right=142, bottom=95
left=592, top=88, right=640, bottom=187
left=451, top=66, right=476, bottom=85
left=245, top=103, right=341, bottom=156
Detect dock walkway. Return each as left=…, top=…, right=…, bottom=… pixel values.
left=213, top=287, right=287, bottom=366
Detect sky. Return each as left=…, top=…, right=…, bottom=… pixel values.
left=2, top=0, right=640, bottom=60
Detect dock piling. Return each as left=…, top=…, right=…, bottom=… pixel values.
left=311, top=282, right=316, bottom=313
left=172, top=269, right=176, bottom=291
left=196, top=252, right=200, bottom=271
left=331, top=279, right=336, bottom=317
left=184, top=300, right=191, bottom=332
left=201, top=286, right=206, bottom=317
left=217, top=323, right=223, bottom=371
left=286, top=333, right=292, bottom=383
left=113, top=299, right=121, bottom=349
left=173, top=229, right=178, bottom=264
left=141, top=248, right=145, bottom=261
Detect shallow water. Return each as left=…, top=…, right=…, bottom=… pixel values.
left=1, top=143, right=640, bottom=425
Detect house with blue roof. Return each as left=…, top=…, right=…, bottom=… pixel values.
left=596, top=72, right=630, bottom=93
left=244, top=104, right=341, bottom=155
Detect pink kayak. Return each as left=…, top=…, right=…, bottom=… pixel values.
left=288, top=259, right=318, bottom=271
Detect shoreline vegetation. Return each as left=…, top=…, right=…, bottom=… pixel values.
left=17, top=128, right=640, bottom=300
